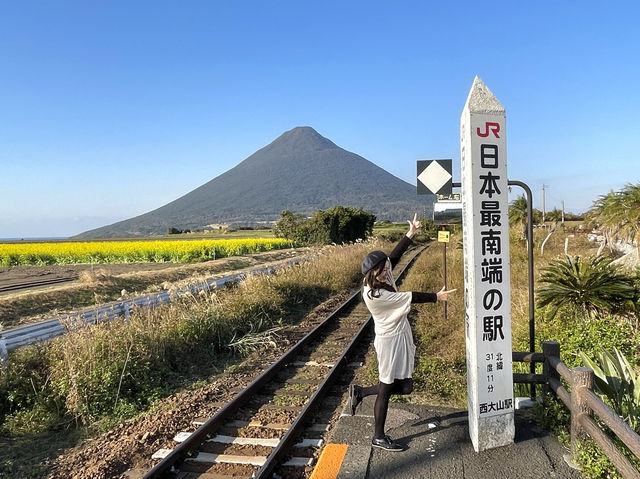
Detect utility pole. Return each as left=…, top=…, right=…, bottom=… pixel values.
left=561, top=200, right=565, bottom=224
left=541, top=184, right=546, bottom=224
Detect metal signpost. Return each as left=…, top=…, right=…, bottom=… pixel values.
left=460, top=76, right=515, bottom=452
left=437, top=230, right=450, bottom=319
left=418, top=159, right=453, bottom=321
left=437, top=230, right=450, bottom=242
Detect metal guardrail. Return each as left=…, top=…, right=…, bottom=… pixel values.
left=0, top=258, right=305, bottom=360
left=513, top=341, right=640, bottom=478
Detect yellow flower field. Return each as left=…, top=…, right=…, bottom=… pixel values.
left=0, top=238, right=295, bottom=266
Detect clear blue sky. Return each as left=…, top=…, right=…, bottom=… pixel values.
left=1, top=1, right=638, bottom=238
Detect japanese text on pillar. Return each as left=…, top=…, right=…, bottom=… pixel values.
left=476, top=122, right=513, bottom=416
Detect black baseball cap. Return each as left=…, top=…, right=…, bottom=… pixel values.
left=361, top=250, right=388, bottom=274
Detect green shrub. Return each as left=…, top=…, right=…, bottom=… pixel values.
left=580, top=348, right=640, bottom=431
left=533, top=314, right=639, bottom=368
left=577, top=439, right=623, bottom=479
left=0, top=346, right=60, bottom=433
left=274, top=206, right=375, bottom=245
left=272, top=210, right=307, bottom=242
left=522, top=314, right=640, bottom=479
left=532, top=392, right=571, bottom=436
left=537, top=255, right=636, bottom=319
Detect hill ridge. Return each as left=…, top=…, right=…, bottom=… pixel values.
left=74, top=127, right=433, bottom=238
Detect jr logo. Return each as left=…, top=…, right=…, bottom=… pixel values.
left=477, top=122, right=500, bottom=138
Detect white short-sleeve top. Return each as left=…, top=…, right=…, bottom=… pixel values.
left=362, top=283, right=416, bottom=383
left=362, top=285, right=412, bottom=337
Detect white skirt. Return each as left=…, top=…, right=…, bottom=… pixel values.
left=373, top=323, right=416, bottom=384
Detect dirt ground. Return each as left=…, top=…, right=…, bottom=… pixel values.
left=0, top=262, right=181, bottom=288
left=0, top=248, right=310, bottom=328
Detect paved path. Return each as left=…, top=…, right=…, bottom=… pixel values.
left=325, top=395, right=584, bottom=479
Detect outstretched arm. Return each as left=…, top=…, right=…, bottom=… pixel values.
left=411, top=286, right=457, bottom=303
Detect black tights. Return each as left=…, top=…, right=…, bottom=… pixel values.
left=360, top=378, right=413, bottom=439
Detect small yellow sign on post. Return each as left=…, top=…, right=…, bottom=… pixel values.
left=438, top=230, right=450, bottom=243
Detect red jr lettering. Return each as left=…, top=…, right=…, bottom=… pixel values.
left=477, top=122, right=500, bottom=138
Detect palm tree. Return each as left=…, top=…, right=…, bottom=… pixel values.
left=509, top=195, right=528, bottom=241
left=537, top=255, right=636, bottom=319
left=589, top=183, right=640, bottom=252
left=546, top=208, right=563, bottom=224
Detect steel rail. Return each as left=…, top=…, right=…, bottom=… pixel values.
left=256, top=300, right=373, bottom=478
left=142, top=244, right=425, bottom=478
left=141, top=288, right=361, bottom=478
left=255, top=245, right=423, bottom=479
left=0, top=276, right=76, bottom=293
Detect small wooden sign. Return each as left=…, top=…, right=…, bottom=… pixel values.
left=438, top=231, right=450, bottom=243
left=437, top=193, right=461, bottom=202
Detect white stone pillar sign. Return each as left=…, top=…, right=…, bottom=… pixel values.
left=460, top=76, right=514, bottom=452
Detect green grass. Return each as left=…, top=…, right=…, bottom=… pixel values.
left=399, top=237, right=467, bottom=407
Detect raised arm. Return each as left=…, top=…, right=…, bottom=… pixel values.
left=388, top=236, right=412, bottom=267
left=388, top=213, right=422, bottom=267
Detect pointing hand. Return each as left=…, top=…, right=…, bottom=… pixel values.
left=407, top=213, right=422, bottom=238
left=436, top=286, right=457, bottom=302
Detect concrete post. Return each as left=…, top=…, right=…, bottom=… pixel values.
left=571, top=367, right=594, bottom=460
left=542, top=184, right=546, bottom=224
left=461, top=76, right=514, bottom=452
left=542, top=341, right=560, bottom=396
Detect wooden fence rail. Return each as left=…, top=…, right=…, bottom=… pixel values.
left=512, top=340, right=640, bottom=479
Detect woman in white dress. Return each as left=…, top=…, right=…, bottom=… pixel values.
left=348, top=214, right=456, bottom=451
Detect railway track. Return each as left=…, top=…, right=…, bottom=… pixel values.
left=0, top=275, right=76, bottom=294
left=138, top=244, right=425, bottom=479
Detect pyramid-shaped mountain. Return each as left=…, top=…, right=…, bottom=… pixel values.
left=74, top=127, right=434, bottom=238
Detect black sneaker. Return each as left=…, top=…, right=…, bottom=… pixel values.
left=372, top=435, right=404, bottom=452
left=347, top=385, right=361, bottom=415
